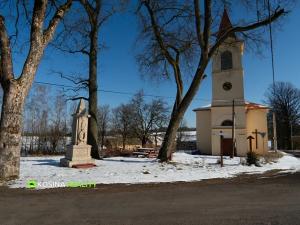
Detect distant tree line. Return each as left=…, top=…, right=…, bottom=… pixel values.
left=19, top=87, right=171, bottom=154
left=98, top=90, right=169, bottom=150
left=22, top=84, right=70, bottom=154
left=265, top=81, right=300, bottom=150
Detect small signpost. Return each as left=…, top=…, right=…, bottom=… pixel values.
left=219, top=131, right=224, bottom=167
left=247, top=135, right=255, bottom=152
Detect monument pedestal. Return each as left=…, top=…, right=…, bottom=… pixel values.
left=60, top=144, right=95, bottom=168
left=60, top=99, right=96, bottom=168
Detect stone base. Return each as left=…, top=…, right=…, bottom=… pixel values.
left=60, top=144, right=95, bottom=168
left=60, top=158, right=95, bottom=168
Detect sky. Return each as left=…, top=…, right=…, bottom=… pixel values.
left=7, top=1, right=300, bottom=127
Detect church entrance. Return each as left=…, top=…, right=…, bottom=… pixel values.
left=221, top=138, right=233, bottom=156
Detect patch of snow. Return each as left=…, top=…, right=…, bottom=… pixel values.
left=8, top=152, right=300, bottom=189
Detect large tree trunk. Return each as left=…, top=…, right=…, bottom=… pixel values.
left=158, top=63, right=208, bottom=162
left=142, top=136, right=147, bottom=147
left=158, top=107, right=184, bottom=161
left=88, top=26, right=100, bottom=159
left=122, top=136, right=126, bottom=151
left=0, top=0, right=71, bottom=181
left=0, top=82, right=26, bottom=180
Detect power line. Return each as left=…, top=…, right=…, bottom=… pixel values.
left=34, top=81, right=211, bottom=102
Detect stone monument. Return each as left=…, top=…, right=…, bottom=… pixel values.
left=60, top=99, right=95, bottom=168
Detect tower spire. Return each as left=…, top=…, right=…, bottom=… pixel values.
left=217, top=9, right=236, bottom=39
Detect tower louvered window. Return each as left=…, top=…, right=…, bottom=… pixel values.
left=221, top=51, right=233, bottom=70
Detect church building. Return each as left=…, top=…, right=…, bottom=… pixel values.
left=194, top=10, right=269, bottom=157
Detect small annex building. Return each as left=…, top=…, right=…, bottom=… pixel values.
left=194, top=10, right=269, bottom=157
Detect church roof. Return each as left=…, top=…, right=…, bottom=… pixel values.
left=193, top=102, right=269, bottom=112
left=217, top=9, right=237, bottom=40
left=193, top=104, right=211, bottom=111
left=245, top=101, right=269, bottom=110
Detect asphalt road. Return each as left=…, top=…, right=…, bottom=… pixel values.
left=1, top=172, right=300, bottom=225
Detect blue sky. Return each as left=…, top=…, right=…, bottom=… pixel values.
left=10, top=1, right=300, bottom=127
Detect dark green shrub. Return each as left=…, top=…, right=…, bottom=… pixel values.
left=246, top=151, right=259, bottom=166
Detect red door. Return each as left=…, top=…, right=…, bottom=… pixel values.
left=221, top=138, right=233, bottom=156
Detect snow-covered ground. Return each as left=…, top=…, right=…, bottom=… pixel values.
left=8, top=152, right=300, bottom=189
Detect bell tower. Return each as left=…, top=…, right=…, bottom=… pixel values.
left=212, top=9, right=245, bottom=107
left=210, top=9, right=247, bottom=157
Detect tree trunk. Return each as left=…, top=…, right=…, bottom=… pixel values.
left=122, top=136, right=126, bottom=151
left=142, top=136, right=147, bottom=147
left=88, top=26, right=100, bottom=159
left=0, top=82, right=25, bottom=180
left=158, top=108, right=183, bottom=161
left=101, top=130, right=105, bottom=149
left=158, top=63, right=208, bottom=162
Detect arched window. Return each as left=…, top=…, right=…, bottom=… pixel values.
left=221, top=120, right=233, bottom=126
left=221, top=51, right=233, bottom=70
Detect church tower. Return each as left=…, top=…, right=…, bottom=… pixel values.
left=212, top=9, right=245, bottom=107
left=194, top=9, right=269, bottom=157
left=210, top=9, right=247, bottom=156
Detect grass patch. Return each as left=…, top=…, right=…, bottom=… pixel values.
left=263, top=151, right=284, bottom=163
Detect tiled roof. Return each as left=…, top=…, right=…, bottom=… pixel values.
left=245, top=101, right=269, bottom=110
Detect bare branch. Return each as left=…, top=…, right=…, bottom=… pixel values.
left=142, top=1, right=176, bottom=65
left=0, top=15, right=14, bottom=84
left=80, top=0, right=98, bottom=25
left=51, top=42, right=90, bottom=55
left=203, top=0, right=211, bottom=53
left=52, top=70, right=89, bottom=87
left=209, top=8, right=285, bottom=58
left=31, top=0, right=48, bottom=45
left=142, top=1, right=184, bottom=103
left=98, top=9, right=115, bottom=29
left=193, top=0, right=204, bottom=49
left=43, top=0, right=73, bottom=44
left=69, top=96, right=89, bottom=101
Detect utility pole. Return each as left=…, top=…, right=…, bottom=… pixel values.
left=231, top=99, right=235, bottom=158
left=267, top=0, right=278, bottom=152
left=220, top=131, right=224, bottom=167
left=291, top=122, right=294, bottom=151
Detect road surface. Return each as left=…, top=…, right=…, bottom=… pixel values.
left=1, top=171, right=300, bottom=225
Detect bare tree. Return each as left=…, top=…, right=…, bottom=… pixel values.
left=0, top=0, right=72, bottom=180
left=53, top=0, right=127, bottom=159
left=131, top=91, right=169, bottom=147
left=49, top=90, right=68, bottom=152
left=97, top=104, right=110, bottom=149
left=265, top=82, right=300, bottom=149
left=136, top=0, right=288, bottom=161
left=23, top=84, right=50, bottom=152
left=112, top=104, right=133, bottom=150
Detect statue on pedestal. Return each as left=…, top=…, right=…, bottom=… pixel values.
left=60, top=99, right=95, bottom=168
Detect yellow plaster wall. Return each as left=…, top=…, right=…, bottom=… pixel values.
left=246, top=109, right=269, bottom=155
left=196, top=110, right=212, bottom=154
